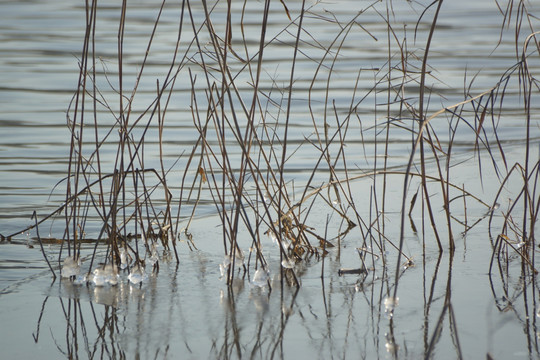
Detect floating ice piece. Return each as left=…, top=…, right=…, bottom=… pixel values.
left=219, top=262, right=228, bottom=278
left=103, top=264, right=119, bottom=286
left=219, top=254, right=232, bottom=278
left=73, top=274, right=87, bottom=285
left=92, top=268, right=108, bottom=286
left=119, top=248, right=129, bottom=270
left=128, top=266, right=147, bottom=285
left=91, top=264, right=119, bottom=286
left=148, top=244, right=159, bottom=266
left=61, top=256, right=81, bottom=278
left=269, top=231, right=292, bottom=250
left=233, top=248, right=245, bottom=265
left=281, top=257, right=295, bottom=269
left=251, top=268, right=269, bottom=287
left=384, top=296, right=399, bottom=316
left=268, top=231, right=278, bottom=244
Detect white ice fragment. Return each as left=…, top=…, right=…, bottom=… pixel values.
left=103, top=264, right=119, bottom=286
left=233, top=248, right=245, bottom=266
left=73, top=274, right=87, bottom=285
left=219, top=255, right=232, bottom=278
left=92, top=268, right=107, bottom=286
left=219, top=263, right=228, bottom=278
left=61, top=256, right=81, bottom=278
left=281, top=257, right=295, bottom=269
left=148, top=244, right=159, bottom=266
left=384, top=296, right=399, bottom=316
left=128, top=266, right=147, bottom=285
left=92, top=264, right=119, bottom=286
left=269, top=231, right=277, bottom=244
left=223, top=254, right=232, bottom=268
left=119, top=248, right=129, bottom=270
left=251, top=268, right=269, bottom=287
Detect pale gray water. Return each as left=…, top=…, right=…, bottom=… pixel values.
left=1, top=0, right=540, bottom=359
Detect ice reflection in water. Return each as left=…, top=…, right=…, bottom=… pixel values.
left=384, top=296, right=399, bottom=317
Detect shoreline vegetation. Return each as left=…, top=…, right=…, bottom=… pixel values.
left=1, top=0, right=540, bottom=357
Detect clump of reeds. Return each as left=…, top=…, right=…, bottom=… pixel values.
left=7, top=0, right=538, bottom=312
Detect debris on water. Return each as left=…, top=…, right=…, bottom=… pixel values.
left=251, top=268, right=269, bottom=287
left=402, top=257, right=415, bottom=270
left=61, top=256, right=81, bottom=278
left=128, top=265, right=147, bottom=285
left=338, top=267, right=366, bottom=276
left=384, top=296, right=399, bottom=317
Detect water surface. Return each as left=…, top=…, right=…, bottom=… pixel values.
left=1, top=0, right=540, bottom=359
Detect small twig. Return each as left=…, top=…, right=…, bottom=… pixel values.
left=32, top=211, right=57, bottom=280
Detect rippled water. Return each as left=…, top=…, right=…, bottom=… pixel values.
left=1, top=0, right=540, bottom=359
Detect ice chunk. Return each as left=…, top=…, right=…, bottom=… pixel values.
left=119, top=248, right=129, bottom=270
left=128, top=266, right=147, bottom=285
left=251, top=268, right=269, bottom=287
left=148, top=244, right=159, bottom=266
left=91, top=267, right=107, bottom=286
left=73, top=274, right=87, bottom=285
left=61, top=256, right=81, bottom=278
left=281, top=257, right=295, bottom=269
left=91, top=264, right=119, bottom=286
left=103, top=264, right=119, bottom=286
